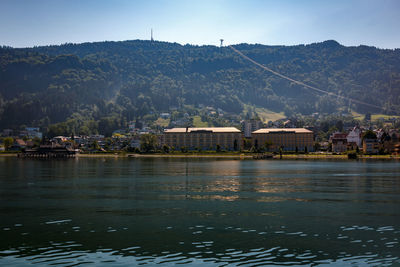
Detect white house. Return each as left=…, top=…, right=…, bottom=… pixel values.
left=347, top=126, right=362, bottom=147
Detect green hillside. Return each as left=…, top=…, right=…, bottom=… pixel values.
left=0, top=39, right=399, bottom=135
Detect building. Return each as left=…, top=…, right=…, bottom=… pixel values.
left=9, top=138, right=27, bottom=151
left=20, top=143, right=76, bottom=158
left=347, top=142, right=358, bottom=151
left=163, top=127, right=242, bottom=151
left=331, top=132, right=348, bottom=153
left=379, top=130, right=400, bottom=154
left=363, top=138, right=379, bottom=154
left=160, top=112, right=171, bottom=119
left=1, top=129, right=13, bottom=137
left=346, top=126, right=362, bottom=147
left=242, top=119, right=263, bottom=138
left=251, top=128, right=314, bottom=152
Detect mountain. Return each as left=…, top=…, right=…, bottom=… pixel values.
left=0, top=40, right=399, bottom=135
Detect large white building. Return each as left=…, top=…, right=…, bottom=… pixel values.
left=163, top=127, right=242, bottom=151
left=251, top=128, right=314, bottom=152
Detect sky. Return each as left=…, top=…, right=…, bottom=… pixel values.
left=1, top=0, right=399, bottom=49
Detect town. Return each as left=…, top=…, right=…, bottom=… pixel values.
left=1, top=110, right=399, bottom=157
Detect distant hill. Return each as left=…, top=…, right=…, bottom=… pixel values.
left=0, top=39, right=399, bottom=134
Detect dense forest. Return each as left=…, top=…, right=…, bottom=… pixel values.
left=0, top=39, right=399, bottom=135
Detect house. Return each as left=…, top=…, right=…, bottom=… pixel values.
left=130, top=139, right=141, bottom=149
left=346, top=126, right=362, bottom=147
left=9, top=139, right=27, bottom=151
left=319, top=141, right=330, bottom=151
left=52, top=136, right=69, bottom=144
left=363, top=138, right=379, bottom=154
left=160, top=112, right=171, bottom=119
left=331, top=133, right=348, bottom=153
left=25, top=127, right=43, bottom=139
left=379, top=130, right=400, bottom=154
left=283, top=120, right=296, bottom=128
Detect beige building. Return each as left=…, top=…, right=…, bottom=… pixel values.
left=163, top=127, right=242, bottom=151
left=362, top=138, right=379, bottom=154
left=252, top=128, right=314, bottom=152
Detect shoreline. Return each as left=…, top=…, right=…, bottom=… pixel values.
left=2, top=152, right=399, bottom=160
left=123, top=153, right=400, bottom=160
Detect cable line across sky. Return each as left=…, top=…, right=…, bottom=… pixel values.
left=228, top=45, right=394, bottom=114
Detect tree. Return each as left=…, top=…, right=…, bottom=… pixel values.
left=243, top=138, right=252, bottom=150
left=362, top=130, right=377, bottom=140
left=162, top=144, right=170, bottom=153
left=313, top=142, right=321, bottom=151
left=365, top=113, right=371, bottom=121
left=91, top=140, right=101, bottom=151
left=335, top=120, right=344, bottom=132
left=3, top=137, right=14, bottom=151
left=264, top=140, right=273, bottom=152
left=32, top=137, right=41, bottom=148
left=140, top=134, right=158, bottom=153
left=216, top=144, right=221, bottom=152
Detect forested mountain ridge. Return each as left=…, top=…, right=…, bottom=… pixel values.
left=0, top=39, right=399, bottom=135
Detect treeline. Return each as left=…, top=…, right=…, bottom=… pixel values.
left=0, top=39, right=399, bottom=136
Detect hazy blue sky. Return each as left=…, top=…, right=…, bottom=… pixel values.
left=1, top=0, right=399, bottom=48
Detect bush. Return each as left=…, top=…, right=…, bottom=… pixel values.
left=162, top=144, right=170, bottom=153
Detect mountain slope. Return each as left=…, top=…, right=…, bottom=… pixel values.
left=0, top=40, right=399, bottom=134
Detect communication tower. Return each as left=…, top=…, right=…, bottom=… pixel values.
left=220, top=39, right=224, bottom=47
left=151, top=29, right=154, bottom=42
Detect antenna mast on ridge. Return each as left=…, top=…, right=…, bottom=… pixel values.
left=151, top=28, right=154, bottom=42
left=220, top=39, right=224, bottom=47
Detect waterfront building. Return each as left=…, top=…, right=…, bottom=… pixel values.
left=346, top=126, right=362, bottom=147
left=251, top=128, right=314, bottom=152
left=163, top=127, right=242, bottom=151
left=363, top=138, right=379, bottom=154
left=331, top=132, right=348, bottom=153
left=20, top=143, right=76, bottom=158
left=9, top=139, right=27, bottom=151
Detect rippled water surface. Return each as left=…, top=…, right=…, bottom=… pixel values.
left=0, top=157, right=399, bottom=266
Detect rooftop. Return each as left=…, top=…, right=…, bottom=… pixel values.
left=164, top=127, right=241, bottom=133
left=252, top=128, right=313, bottom=134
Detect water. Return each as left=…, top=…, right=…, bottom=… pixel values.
left=0, top=157, right=399, bottom=266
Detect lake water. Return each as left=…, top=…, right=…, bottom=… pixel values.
left=0, top=157, right=399, bottom=266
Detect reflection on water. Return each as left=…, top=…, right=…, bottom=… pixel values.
left=0, top=157, right=399, bottom=266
